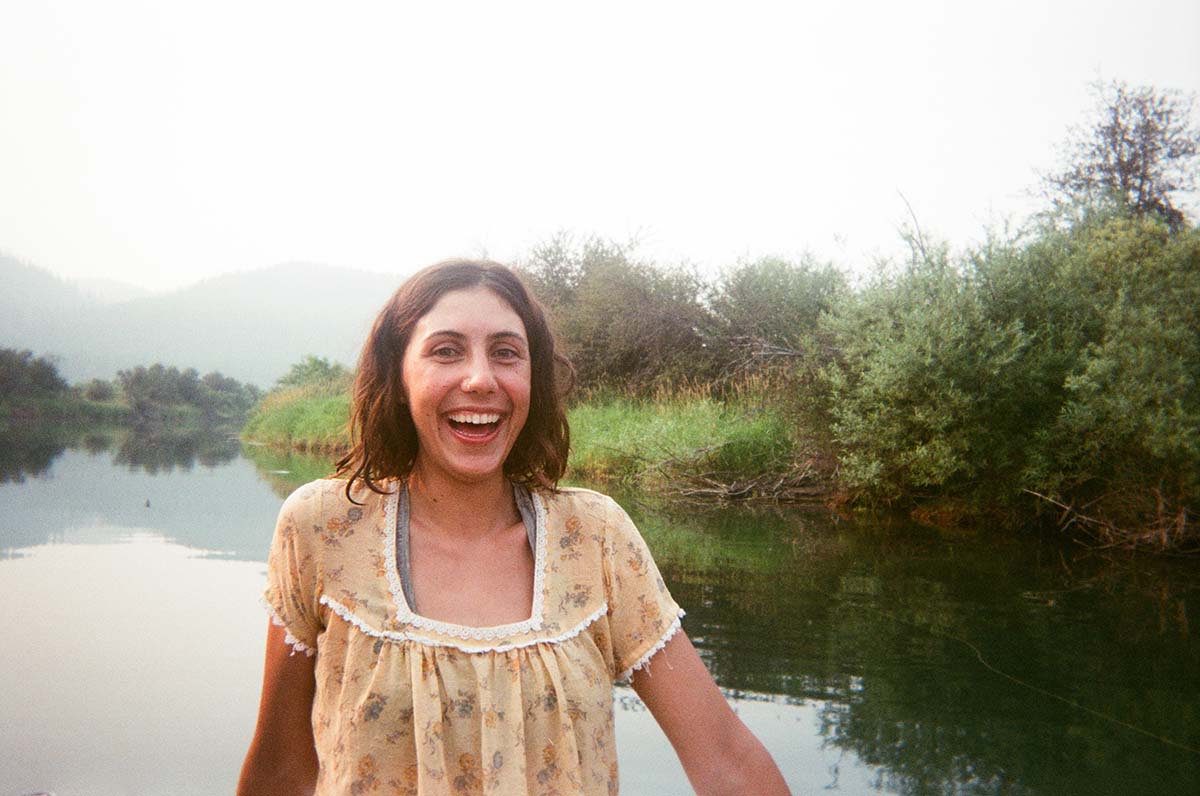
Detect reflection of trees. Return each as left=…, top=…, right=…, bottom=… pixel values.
left=0, top=426, right=126, bottom=482
left=625, top=497, right=1200, bottom=796
left=80, top=432, right=114, bottom=454
left=111, top=428, right=241, bottom=473
left=0, top=425, right=249, bottom=480
left=0, top=428, right=66, bottom=482
left=241, top=444, right=337, bottom=498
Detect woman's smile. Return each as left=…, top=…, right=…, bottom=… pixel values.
left=446, top=411, right=503, bottom=441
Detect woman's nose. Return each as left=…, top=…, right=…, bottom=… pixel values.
left=460, top=353, right=497, bottom=393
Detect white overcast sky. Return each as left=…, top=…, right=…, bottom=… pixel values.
left=2, top=0, right=1198, bottom=292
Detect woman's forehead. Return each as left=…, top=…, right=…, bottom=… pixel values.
left=413, top=286, right=527, bottom=339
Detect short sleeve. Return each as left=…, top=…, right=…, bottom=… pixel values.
left=602, top=497, right=684, bottom=681
left=263, top=482, right=325, bottom=655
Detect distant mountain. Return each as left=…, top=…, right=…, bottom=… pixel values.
left=0, top=255, right=402, bottom=386
left=74, top=277, right=152, bottom=304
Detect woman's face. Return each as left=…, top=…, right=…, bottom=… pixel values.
left=401, top=286, right=532, bottom=486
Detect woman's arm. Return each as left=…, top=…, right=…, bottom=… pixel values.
left=237, top=621, right=320, bottom=796
left=631, top=631, right=791, bottom=796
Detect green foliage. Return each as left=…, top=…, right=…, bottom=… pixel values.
left=568, top=394, right=795, bottom=488
left=519, top=236, right=717, bottom=390
left=820, top=215, right=1199, bottom=549
left=241, top=388, right=351, bottom=452
left=821, top=243, right=1033, bottom=502
left=117, top=363, right=260, bottom=425
left=0, top=348, right=68, bottom=399
left=710, top=255, right=847, bottom=351
left=242, top=356, right=353, bottom=451
left=82, top=378, right=117, bottom=402
left=275, top=355, right=352, bottom=392
left=1023, top=219, right=1199, bottom=545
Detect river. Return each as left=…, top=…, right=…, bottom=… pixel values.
left=1, top=427, right=1197, bottom=795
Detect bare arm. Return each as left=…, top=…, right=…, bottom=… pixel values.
left=237, top=621, right=320, bottom=796
left=632, top=632, right=791, bottom=796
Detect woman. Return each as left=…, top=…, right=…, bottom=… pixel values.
left=238, top=260, right=790, bottom=796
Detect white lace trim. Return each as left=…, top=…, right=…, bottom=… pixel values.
left=262, top=598, right=316, bottom=657
left=382, top=482, right=548, bottom=640
left=618, top=610, right=685, bottom=682
left=320, top=595, right=608, bottom=654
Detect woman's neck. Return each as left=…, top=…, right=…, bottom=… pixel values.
left=406, top=464, right=519, bottom=542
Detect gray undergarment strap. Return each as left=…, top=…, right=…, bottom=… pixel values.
left=395, top=482, right=538, bottom=612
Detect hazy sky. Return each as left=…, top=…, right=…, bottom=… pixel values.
left=2, top=0, right=1198, bottom=292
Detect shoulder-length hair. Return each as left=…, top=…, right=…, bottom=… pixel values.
left=335, top=259, right=573, bottom=499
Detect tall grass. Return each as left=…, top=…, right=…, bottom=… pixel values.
left=241, top=385, right=351, bottom=452
left=239, top=375, right=816, bottom=498
left=567, top=386, right=802, bottom=495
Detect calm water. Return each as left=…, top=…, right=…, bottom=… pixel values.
left=1, top=427, right=1197, bottom=796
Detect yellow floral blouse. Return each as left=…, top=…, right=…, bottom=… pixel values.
left=263, top=479, right=684, bottom=796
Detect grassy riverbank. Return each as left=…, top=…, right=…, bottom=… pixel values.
left=240, top=385, right=351, bottom=453
left=0, top=394, right=131, bottom=430
left=567, top=392, right=830, bottom=499
left=238, top=210, right=1199, bottom=552
left=239, top=385, right=829, bottom=499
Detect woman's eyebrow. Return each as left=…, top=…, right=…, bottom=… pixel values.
left=489, top=330, right=528, bottom=345
left=424, top=329, right=527, bottom=344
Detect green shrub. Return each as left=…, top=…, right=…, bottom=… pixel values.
left=241, top=386, right=351, bottom=452
left=520, top=236, right=717, bottom=391
left=568, top=394, right=795, bottom=490
left=818, top=214, right=1199, bottom=549
left=710, top=255, right=847, bottom=353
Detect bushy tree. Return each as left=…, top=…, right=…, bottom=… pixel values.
left=0, top=348, right=68, bottom=399
left=711, top=256, right=846, bottom=347
left=82, top=379, right=117, bottom=402
left=819, top=214, right=1199, bottom=549
left=519, top=237, right=716, bottom=391
left=275, top=355, right=351, bottom=392
left=820, top=244, right=1033, bottom=504
left=1023, top=217, right=1199, bottom=548
left=708, top=256, right=848, bottom=380
left=118, top=363, right=259, bottom=423
left=1045, top=80, right=1199, bottom=228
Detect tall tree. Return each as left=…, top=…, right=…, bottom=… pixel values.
left=1045, top=80, right=1199, bottom=228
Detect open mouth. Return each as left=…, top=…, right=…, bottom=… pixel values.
left=447, top=412, right=502, bottom=440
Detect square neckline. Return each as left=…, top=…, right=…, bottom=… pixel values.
left=381, top=481, right=548, bottom=640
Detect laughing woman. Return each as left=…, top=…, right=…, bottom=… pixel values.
left=238, top=260, right=790, bottom=796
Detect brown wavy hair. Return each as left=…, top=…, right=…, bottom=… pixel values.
left=335, top=259, right=573, bottom=500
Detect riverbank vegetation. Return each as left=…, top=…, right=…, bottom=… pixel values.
left=242, top=210, right=1198, bottom=554
left=0, top=348, right=125, bottom=426
left=0, top=348, right=260, bottom=432
left=240, top=356, right=352, bottom=452
left=566, top=382, right=826, bottom=500
left=239, top=80, right=1198, bottom=553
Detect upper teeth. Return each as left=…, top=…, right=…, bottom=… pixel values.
left=449, top=412, right=500, bottom=424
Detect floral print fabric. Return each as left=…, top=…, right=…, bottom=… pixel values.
left=264, top=480, right=684, bottom=795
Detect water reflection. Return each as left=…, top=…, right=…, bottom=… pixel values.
left=0, top=430, right=280, bottom=559
left=240, top=443, right=339, bottom=499
left=0, top=425, right=66, bottom=482
left=111, top=427, right=242, bottom=472
left=0, top=424, right=242, bottom=482
left=0, top=428, right=1196, bottom=795
left=617, top=496, right=1200, bottom=795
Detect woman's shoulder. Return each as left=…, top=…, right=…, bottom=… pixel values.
left=535, top=487, right=644, bottom=547
left=278, top=477, right=395, bottom=524
left=284, top=476, right=397, bottom=502
left=536, top=485, right=624, bottom=520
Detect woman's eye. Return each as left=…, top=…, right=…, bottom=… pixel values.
left=494, top=348, right=521, bottom=360
left=432, top=346, right=459, bottom=358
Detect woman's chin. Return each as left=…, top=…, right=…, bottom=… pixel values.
left=412, top=452, right=511, bottom=487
